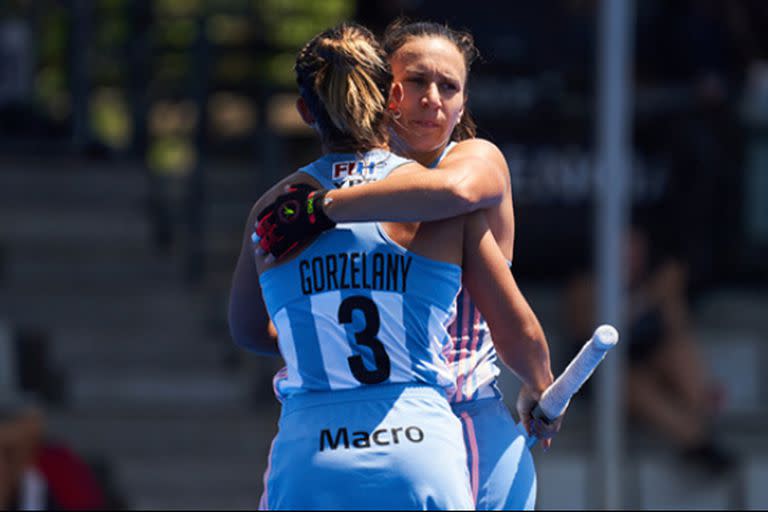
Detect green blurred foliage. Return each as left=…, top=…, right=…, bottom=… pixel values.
left=148, top=136, right=197, bottom=175
left=155, top=18, right=197, bottom=48
left=11, top=0, right=355, bottom=151
left=216, top=54, right=259, bottom=84
left=90, top=88, right=131, bottom=149
left=256, top=0, right=354, bottom=48
left=263, top=52, right=298, bottom=87
left=92, top=54, right=124, bottom=84
left=34, top=4, right=69, bottom=123
left=154, top=53, right=191, bottom=84
left=37, top=5, right=67, bottom=62
left=36, top=66, right=65, bottom=101
left=206, top=0, right=252, bottom=12
left=207, top=14, right=253, bottom=45
left=154, top=0, right=203, bottom=18
left=97, top=0, right=127, bottom=11
left=96, top=17, right=128, bottom=49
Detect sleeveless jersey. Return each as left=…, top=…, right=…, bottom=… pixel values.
left=259, top=150, right=462, bottom=399
left=298, top=148, right=409, bottom=190
left=428, top=143, right=504, bottom=403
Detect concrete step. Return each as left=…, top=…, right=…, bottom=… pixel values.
left=499, top=359, right=768, bottom=455
left=1, top=263, right=194, bottom=296
left=536, top=455, right=589, bottom=510
left=202, top=202, right=252, bottom=271
left=207, top=200, right=254, bottom=227
left=0, top=206, right=149, bottom=244
left=204, top=165, right=264, bottom=201
left=0, top=163, right=148, bottom=206
left=6, top=239, right=163, bottom=263
left=699, top=330, right=765, bottom=414
left=718, top=417, right=768, bottom=455
left=634, top=454, right=740, bottom=509
left=536, top=452, right=755, bottom=510
left=3, top=244, right=181, bottom=288
left=0, top=288, right=209, bottom=329
left=49, top=325, right=228, bottom=370
left=746, top=457, right=768, bottom=509
left=695, top=288, right=768, bottom=333
left=129, top=491, right=260, bottom=511
left=48, top=408, right=278, bottom=460
left=116, top=455, right=264, bottom=503
left=68, top=368, right=250, bottom=411
left=204, top=241, right=243, bottom=281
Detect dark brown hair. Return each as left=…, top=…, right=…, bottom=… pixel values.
left=295, top=23, right=392, bottom=151
left=383, top=19, right=480, bottom=141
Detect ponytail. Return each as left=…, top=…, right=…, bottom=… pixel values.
left=296, top=24, right=391, bottom=150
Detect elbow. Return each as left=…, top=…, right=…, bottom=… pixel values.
left=228, top=322, right=258, bottom=353
left=448, top=176, right=503, bottom=213
left=230, top=328, right=279, bottom=356
left=494, top=320, right=547, bottom=364
left=446, top=179, right=481, bottom=214
left=522, top=319, right=551, bottom=365
left=228, top=309, right=279, bottom=356
left=520, top=314, right=547, bottom=349
left=227, top=304, right=246, bottom=349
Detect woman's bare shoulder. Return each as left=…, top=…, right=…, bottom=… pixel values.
left=247, top=171, right=324, bottom=272
left=444, top=138, right=510, bottom=183
left=451, top=138, right=506, bottom=161
left=251, top=171, right=322, bottom=219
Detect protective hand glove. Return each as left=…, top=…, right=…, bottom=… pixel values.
left=254, top=184, right=335, bottom=260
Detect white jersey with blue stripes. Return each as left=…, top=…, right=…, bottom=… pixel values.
left=297, top=148, right=408, bottom=190
left=260, top=150, right=462, bottom=399
left=428, top=143, right=504, bottom=403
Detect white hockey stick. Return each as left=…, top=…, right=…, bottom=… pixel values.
left=526, top=324, right=619, bottom=447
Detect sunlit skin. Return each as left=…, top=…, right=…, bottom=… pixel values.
left=254, top=31, right=560, bottom=447
left=389, top=37, right=467, bottom=165
left=385, top=36, right=559, bottom=446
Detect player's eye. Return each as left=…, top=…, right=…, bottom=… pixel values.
left=440, top=80, right=460, bottom=92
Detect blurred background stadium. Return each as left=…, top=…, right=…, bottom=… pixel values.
left=0, top=0, right=767, bottom=509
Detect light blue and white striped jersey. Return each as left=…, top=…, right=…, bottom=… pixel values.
left=298, top=148, right=408, bottom=190
left=259, top=150, right=462, bottom=399
left=428, top=143, right=504, bottom=404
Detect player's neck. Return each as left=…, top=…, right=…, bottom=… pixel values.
left=322, top=141, right=388, bottom=155
left=389, top=133, right=448, bottom=166
left=404, top=145, right=448, bottom=167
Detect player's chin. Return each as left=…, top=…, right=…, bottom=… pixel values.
left=398, top=127, right=445, bottom=147
left=408, top=137, right=449, bottom=155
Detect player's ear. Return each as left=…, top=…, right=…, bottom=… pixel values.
left=296, top=97, right=315, bottom=126
left=388, top=82, right=404, bottom=110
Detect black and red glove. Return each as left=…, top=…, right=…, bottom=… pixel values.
left=254, top=184, right=336, bottom=260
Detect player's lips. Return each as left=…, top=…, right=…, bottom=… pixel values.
left=412, top=120, right=442, bottom=129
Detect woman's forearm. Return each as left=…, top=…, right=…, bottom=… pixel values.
left=324, top=167, right=500, bottom=222
left=493, top=312, right=554, bottom=394
left=324, top=140, right=508, bottom=222
left=462, top=212, right=554, bottom=393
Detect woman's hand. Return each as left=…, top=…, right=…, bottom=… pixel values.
left=254, top=184, right=335, bottom=260
left=517, top=383, right=564, bottom=450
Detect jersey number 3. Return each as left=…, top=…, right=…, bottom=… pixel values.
left=338, top=296, right=391, bottom=384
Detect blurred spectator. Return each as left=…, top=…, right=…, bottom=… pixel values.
left=0, top=11, right=55, bottom=141
left=0, top=13, right=32, bottom=108
left=563, top=225, right=736, bottom=475
left=14, top=328, right=68, bottom=406
left=1, top=323, right=121, bottom=510
left=1, top=405, right=53, bottom=510
left=0, top=403, right=110, bottom=510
